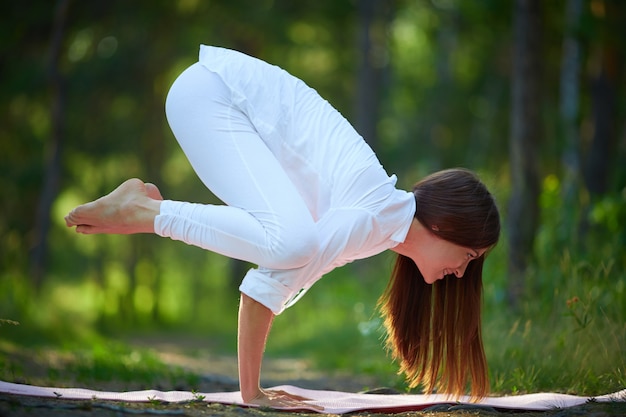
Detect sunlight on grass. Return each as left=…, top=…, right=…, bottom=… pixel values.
left=485, top=252, right=626, bottom=396
left=0, top=339, right=199, bottom=390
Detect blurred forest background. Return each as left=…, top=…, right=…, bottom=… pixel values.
left=1, top=0, right=625, bottom=395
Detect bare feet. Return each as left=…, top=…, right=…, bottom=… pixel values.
left=65, top=178, right=163, bottom=235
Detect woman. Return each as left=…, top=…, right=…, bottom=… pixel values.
left=65, top=45, right=500, bottom=408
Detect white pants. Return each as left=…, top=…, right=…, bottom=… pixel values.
left=161, top=63, right=319, bottom=269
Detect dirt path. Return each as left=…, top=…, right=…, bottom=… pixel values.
left=129, top=334, right=384, bottom=392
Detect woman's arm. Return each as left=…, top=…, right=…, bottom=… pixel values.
left=237, top=293, right=322, bottom=410
left=237, top=293, right=273, bottom=402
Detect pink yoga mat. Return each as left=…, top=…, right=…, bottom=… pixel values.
left=0, top=380, right=624, bottom=413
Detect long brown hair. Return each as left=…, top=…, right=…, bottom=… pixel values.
left=378, top=168, right=500, bottom=399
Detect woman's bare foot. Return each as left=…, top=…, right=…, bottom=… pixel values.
left=65, top=178, right=163, bottom=235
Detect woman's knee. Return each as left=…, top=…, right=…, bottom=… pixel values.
left=165, top=64, right=228, bottom=131
left=165, top=64, right=200, bottom=122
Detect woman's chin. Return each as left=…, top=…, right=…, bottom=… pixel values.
left=423, top=275, right=441, bottom=284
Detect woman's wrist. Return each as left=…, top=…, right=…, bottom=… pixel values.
left=241, top=386, right=263, bottom=403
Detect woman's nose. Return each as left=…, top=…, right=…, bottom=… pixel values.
left=454, top=262, right=469, bottom=278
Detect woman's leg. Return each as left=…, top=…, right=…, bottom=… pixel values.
left=160, top=63, right=318, bottom=269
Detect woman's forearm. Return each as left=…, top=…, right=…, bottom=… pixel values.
left=238, top=293, right=275, bottom=403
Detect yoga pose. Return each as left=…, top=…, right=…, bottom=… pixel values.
left=65, top=45, right=500, bottom=408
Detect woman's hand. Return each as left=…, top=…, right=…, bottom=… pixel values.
left=248, top=388, right=323, bottom=411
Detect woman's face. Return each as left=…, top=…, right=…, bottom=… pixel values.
left=392, top=218, right=488, bottom=284
left=412, top=234, right=486, bottom=284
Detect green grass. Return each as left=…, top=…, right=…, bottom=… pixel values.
left=483, top=249, right=625, bottom=396
left=0, top=338, right=200, bottom=391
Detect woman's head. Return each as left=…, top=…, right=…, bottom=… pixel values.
left=413, top=168, right=500, bottom=250
left=378, top=168, right=500, bottom=399
left=394, top=168, right=501, bottom=284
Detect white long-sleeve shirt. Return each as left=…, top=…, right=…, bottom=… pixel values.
left=156, top=46, right=415, bottom=314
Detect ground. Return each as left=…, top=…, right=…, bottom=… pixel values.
left=0, top=336, right=624, bottom=417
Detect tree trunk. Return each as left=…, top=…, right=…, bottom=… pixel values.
left=507, top=0, right=542, bottom=308
left=560, top=0, right=583, bottom=202
left=29, top=0, right=71, bottom=290
left=559, top=0, right=584, bottom=249
left=584, top=53, right=617, bottom=196
left=354, top=0, right=391, bottom=152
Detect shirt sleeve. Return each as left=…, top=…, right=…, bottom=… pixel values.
left=239, top=268, right=299, bottom=315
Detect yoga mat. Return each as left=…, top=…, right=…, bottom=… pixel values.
left=0, top=380, right=624, bottom=413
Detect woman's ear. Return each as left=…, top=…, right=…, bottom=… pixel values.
left=431, top=225, right=439, bottom=232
